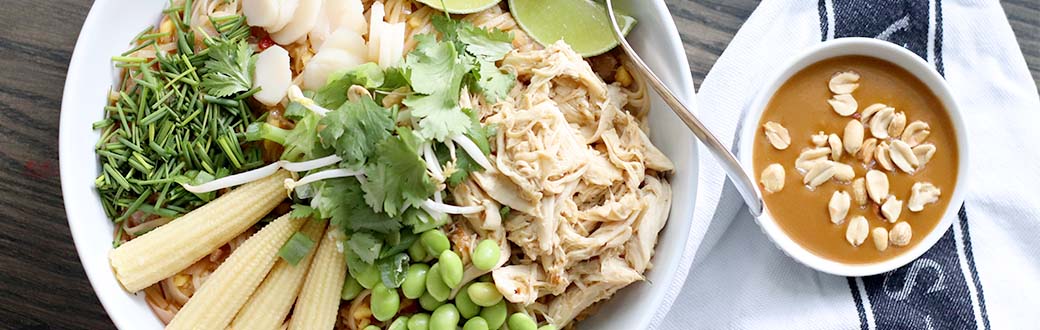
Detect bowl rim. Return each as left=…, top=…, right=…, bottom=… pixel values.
left=58, top=0, right=700, bottom=328
left=738, top=37, right=970, bottom=277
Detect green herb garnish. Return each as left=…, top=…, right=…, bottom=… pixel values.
left=94, top=7, right=262, bottom=234
left=278, top=231, right=316, bottom=265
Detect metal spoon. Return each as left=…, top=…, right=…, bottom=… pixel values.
left=604, top=0, right=763, bottom=216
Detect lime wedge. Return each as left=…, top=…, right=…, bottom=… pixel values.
left=416, top=0, right=504, bottom=14
left=508, top=0, right=636, bottom=57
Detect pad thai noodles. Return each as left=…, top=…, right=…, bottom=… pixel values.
left=94, top=0, right=673, bottom=329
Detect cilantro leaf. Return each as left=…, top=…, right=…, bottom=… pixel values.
left=402, top=207, right=451, bottom=233
left=200, top=40, right=254, bottom=97
left=377, top=253, right=410, bottom=288
left=246, top=109, right=331, bottom=162
left=362, top=127, right=436, bottom=216
left=438, top=108, right=493, bottom=186
left=431, top=15, right=462, bottom=43
left=379, top=67, right=411, bottom=91
left=379, top=230, right=419, bottom=259
left=316, top=178, right=403, bottom=234
left=283, top=111, right=332, bottom=161
left=318, top=96, right=396, bottom=169
left=346, top=247, right=372, bottom=281
left=402, top=34, right=474, bottom=141
left=432, top=15, right=513, bottom=62
left=347, top=232, right=383, bottom=264
left=289, top=204, right=318, bottom=219
left=470, top=60, right=516, bottom=103
left=314, top=63, right=385, bottom=109
left=405, top=35, right=466, bottom=96
left=458, top=24, right=513, bottom=61
left=404, top=94, right=472, bottom=141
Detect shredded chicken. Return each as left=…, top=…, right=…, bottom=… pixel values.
left=460, top=41, right=674, bottom=328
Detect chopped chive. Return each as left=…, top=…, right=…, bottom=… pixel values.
left=116, top=136, right=144, bottom=153
left=121, top=40, right=156, bottom=56
left=138, top=31, right=171, bottom=41
left=278, top=232, right=316, bottom=265
left=98, top=150, right=129, bottom=162
left=234, top=86, right=262, bottom=100
left=103, top=163, right=131, bottom=190
left=162, top=5, right=184, bottom=13
left=128, top=177, right=176, bottom=185
left=114, top=188, right=152, bottom=223
left=203, top=94, right=239, bottom=107
left=92, top=118, right=114, bottom=129
left=139, top=108, right=169, bottom=126
left=112, top=56, right=146, bottom=63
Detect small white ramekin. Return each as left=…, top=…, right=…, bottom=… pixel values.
left=738, top=37, right=970, bottom=277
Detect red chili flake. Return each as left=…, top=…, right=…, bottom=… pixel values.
left=258, top=36, right=275, bottom=51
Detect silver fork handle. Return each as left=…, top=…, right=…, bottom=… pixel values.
left=605, top=0, right=763, bottom=217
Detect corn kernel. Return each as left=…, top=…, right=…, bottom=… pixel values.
left=408, top=16, right=423, bottom=28
left=173, top=274, right=189, bottom=287
left=615, top=67, right=633, bottom=87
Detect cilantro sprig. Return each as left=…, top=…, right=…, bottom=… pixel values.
left=404, top=16, right=516, bottom=141
left=253, top=15, right=514, bottom=288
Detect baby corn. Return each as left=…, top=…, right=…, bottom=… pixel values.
left=166, top=213, right=305, bottom=330
left=288, top=227, right=347, bottom=330
left=109, top=170, right=291, bottom=292
left=230, top=219, right=327, bottom=330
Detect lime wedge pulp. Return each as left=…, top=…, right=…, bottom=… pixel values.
left=416, top=0, right=504, bottom=14
left=508, top=0, right=636, bottom=57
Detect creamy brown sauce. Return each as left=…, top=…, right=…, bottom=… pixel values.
left=753, top=56, right=958, bottom=264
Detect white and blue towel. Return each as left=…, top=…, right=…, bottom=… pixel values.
left=652, top=0, right=1040, bottom=329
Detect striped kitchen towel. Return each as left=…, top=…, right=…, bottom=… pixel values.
left=653, top=0, right=1040, bottom=329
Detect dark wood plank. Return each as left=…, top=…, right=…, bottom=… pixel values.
left=1002, top=0, right=1040, bottom=86
left=0, top=0, right=1034, bottom=329
left=0, top=0, right=113, bottom=329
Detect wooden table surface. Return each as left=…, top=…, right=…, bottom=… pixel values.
left=0, top=0, right=1035, bottom=329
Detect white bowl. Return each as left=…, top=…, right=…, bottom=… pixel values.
left=738, top=37, right=969, bottom=277
left=58, top=0, right=699, bottom=328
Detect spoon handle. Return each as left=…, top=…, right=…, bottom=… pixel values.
left=604, top=0, right=763, bottom=217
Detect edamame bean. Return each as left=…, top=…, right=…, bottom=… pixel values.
left=454, top=284, right=480, bottom=319
left=408, top=313, right=431, bottom=330
left=538, top=325, right=558, bottom=330
left=371, top=283, right=401, bottom=321
left=409, top=240, right=429, bottom=261
left=402, top=264, right=430, bottom=299
left=438, top=250, right=463, bottom=288
left=425, top=263, right=451, bottom=301
left=507, top=313, right=537, bottom=330
left=342, top=275, right=363, bottom=300
left=362, top=326, right=380, bottom=330
left=421, top=230, right=450, bottom=255
left=480, top=301, right=507, bottom=330
left=419, top=292, right=444, bottom=311
left=466, top=282, right=503, bottom=307
left=388, top=316, right=410, bottom=330
left=472, top=239, right=500, bottom=271
left=463, top=317, right=490, bottom=330
left=430, top=304, right=460, bottom=330
left=356, top=265, right=381, bottom=289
